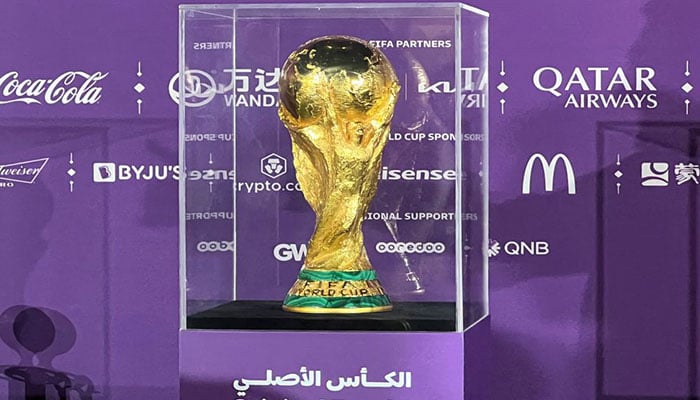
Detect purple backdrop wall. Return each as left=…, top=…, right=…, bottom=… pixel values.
left=0, top=1, right=698, bottom=399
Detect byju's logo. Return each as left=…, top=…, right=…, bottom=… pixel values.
left=522, top=153, right=576, bottom=195
left=0, top=71, right=108, bottom=105
left=260, top=153, right=287, bottom=179
left=92, top=162, right=180, bottom=183
left=641, top=162, right=670, bottom=187
left=93, top=163, right=116, bottom=183
left=0, top=158, right=49, bottom=187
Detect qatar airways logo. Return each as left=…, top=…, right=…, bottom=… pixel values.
left=533, top=66, right=658, bottom=109
left=0, top=71, right=108, bottom=105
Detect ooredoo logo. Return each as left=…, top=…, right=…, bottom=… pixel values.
left=375, top=242, right=446, bottom=254
left=0, top=158, right=49, bottom=187
left=0, top=71, right=108, bottom=105
left=197, top=241, right=235, bottom=253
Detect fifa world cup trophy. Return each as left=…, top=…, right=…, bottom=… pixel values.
left=279, top=36, right=400, bottom=313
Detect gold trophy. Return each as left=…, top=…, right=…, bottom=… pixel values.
left=279, top=36, right=400, bottom=314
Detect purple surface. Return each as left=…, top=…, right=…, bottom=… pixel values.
left=0, top=1, right=698, bottom=399
left=180, top=329, right=472, bottom=399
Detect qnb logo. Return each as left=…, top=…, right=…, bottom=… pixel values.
left=260, top=153, right=287, bottom=179
left=375, top=242, right=446, bottom=254
left=418, top=67, right=487, bottom=108
left=532, top=66, right=658, bottom=109
left=0, top=158, right=49, bottom=188
left=0, top=71, right=108, bottom=105
left=197, top=240, right=234, bottom=253
left=522, top=153, right=576, bottom=195
left=488, top=239, right=501, bottom=258
left=92, top=163, right=180, bottom=183
left=489, top=240, right=550, bottom=257
left=273, top=243, right=307, bottom=262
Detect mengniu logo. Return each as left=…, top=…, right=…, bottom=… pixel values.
left=0, top=158, right=49, bottom=188
left=522, top=153, right=576, bottom=195
left=0, top=71, right=108, bottom=105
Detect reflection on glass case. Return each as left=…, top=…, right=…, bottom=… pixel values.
left=179, top=3, right=488, bottom=333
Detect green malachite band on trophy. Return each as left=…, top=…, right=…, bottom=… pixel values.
left=297, top=269, right=377, bottom=282
left=282, top=294, right=391, bottom=311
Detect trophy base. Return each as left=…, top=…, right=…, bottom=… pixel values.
left=282, top=304, right=393, bottom=314
left=186, top=300, right=457, bottom=331
left=282, top=269, right=393, bottom=314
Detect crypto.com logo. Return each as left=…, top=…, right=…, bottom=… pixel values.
left=260, top=153, right=287, bottom=179
left=0, top=71, right=108, bottom=105
left=0, top=158, right=49, bottom=187
left=169, top=69, right=217, bottom=107
left=522, top=153, right=576, bottom=195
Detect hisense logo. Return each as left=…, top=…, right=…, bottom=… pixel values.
left=0, top=158, right=49, bottom=187
left=0, top=71, right=108, bottom=105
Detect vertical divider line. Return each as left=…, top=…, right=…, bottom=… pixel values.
left=688, top=129, right=698, bottom=397
left=454, top=6, right=464, bottom=332
left=595, top=122, right=606, bottom=399
left=232, top=7, right=239, bottom=301
left=178, top=7, right=187, bottom=331
left=482, top=13, right=490, bottom=319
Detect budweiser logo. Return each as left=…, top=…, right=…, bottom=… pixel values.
left=0, top=71, right=108, bottom=105
left=0, top=158, right=49, bottom=184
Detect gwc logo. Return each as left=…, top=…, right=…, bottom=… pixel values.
left=376, top=242, right=446, bottom=254
left=273, top=243, right=307, bottom=262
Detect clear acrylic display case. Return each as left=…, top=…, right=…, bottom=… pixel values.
left=178, top=3, right=488, bottom=332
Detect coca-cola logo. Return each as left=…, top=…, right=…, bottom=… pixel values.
left=0, top=71, right=108, bottom=105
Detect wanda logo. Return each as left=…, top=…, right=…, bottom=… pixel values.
left=0, top=71, right=108, bottom=105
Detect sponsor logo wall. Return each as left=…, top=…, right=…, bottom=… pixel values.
left=0, top=1, right=699, bottom=400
